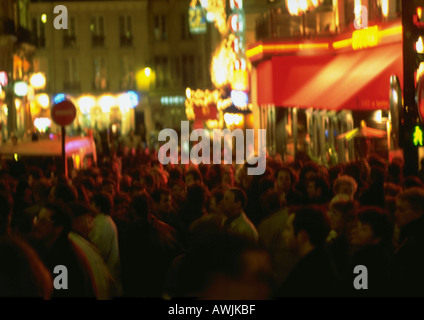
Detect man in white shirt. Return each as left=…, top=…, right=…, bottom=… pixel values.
left=89, top=192, right=122, bottom=296
left=222, top=188, right=258, bottom=243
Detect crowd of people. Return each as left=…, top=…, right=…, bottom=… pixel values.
left=1, top=142, right=424, bottom=298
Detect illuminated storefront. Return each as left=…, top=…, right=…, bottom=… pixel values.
left=28, top=91, right=139, bottom=136
left=249, top=11, right=403, bottom=164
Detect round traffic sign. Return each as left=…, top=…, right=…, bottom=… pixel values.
left=51, top=99, right=77, bottom=126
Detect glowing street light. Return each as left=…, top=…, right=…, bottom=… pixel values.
left=14, top=81, right=28, bottom=96
left=30, top=73, right=46, bottom=89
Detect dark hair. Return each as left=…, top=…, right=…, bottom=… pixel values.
left=41, top=201, right=73, bottom=234
left=229, top=187, right=247, bottom=209
left=91, top=191, right=113, bottom=215
left=275, top=166, right=296, bottom=185
left=53, top=183, right=77, bottom=203
left=130, top=192, right=151, bottom=220
left=185, top=167, right=203, bottom=183
left=292, top=206, right=330, bottom=247
left=187, top=182, right=208, bottom=207
left=402, top=176, right=424, bottom=190
left=67, top=201, right=95, bottom=220
left=397, top=187, right=424, bottom=214
left=151, top=188, right=171, bottom=204
left=261, top=189, right=282, bottom=217
left=356, top=206, right=393, bottom=244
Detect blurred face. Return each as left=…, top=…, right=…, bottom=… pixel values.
left=102, top=183, right=115, bottom=197
left=208, top=196, right=222, bottom=215
left=337, top=182, right=353, bottom=197
left=237, top=250, right=273, bottom=299
left=158, top=193, right=172, bottom=214
left=223, top=190, right=239, bottom=217
left=351, top=221, right=379, bottom=246
left=222, top=172, right=234, bottom=187
left=185, top=174, right=195, bottom=187
left=283, top=214, right=298, bottom=252
left=306, top=181, right=321, bottom=199
left=72, top=214, right=94, bottom=239
left=395, top=199, right=421, bottom=229
left=33, top=208, right=61, bottom=245
left=277, top=170, right=292, bottom=193
left=171, top=184, right=186, bottom=203
left=304, top=170, right=316, bottom=181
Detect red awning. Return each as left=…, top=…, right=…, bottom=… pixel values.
left=256, top=54, right=334, bottom=106
left=283, top=43, right=403, bottom=110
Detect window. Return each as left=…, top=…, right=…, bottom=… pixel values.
left=93, top=57, right=108, bottom=90
left=180, top=13, right=191, bottom=40
left=64, top=57, right=79, bottom=91
left=154, top=55, right=169, bottom=88
left=32, top=16, right=46, bottom=48
left=119, top=16, right=132, bottom=46
left=120, top=56, right=135, bottom=90
left=172, top=56, right=181, bottom=86
left=63, top=17, right=76, bottom=48
left=182, top=54, right=195, bottom=87
left=90, top=16, right=105, bottom=47
left=154, top=15, right=167, bottom=41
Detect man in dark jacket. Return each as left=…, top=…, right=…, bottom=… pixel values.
left=276, top=206, right=340, bottom=297
left=392, top=187, right=424, bottom=297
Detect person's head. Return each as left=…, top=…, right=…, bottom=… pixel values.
left=276, top=167, right=295, bottom=193
left=387, top=161, right=403, bottom=185
left=185, top=168, right=203, bottom=187
left=186, top=182, right=208, bottom=209
left=170, top=179, right=186, bottom=204
left=151, top=188, right=172, bottom=215
left=299, top=162, right=319, bottom=184
left=101, top=177, right=117, bottom=197
left=67, top=201, right=96, bottom=239
left=402, top=176, right=424, bottom=190
left=130, top=191, right=151, bottom=221
left=177, top=232, right=272, bottom=299
left=90, top=191, right=113, bottom=216
left=207, top=189, right=225, bottom=215
left=222, top=188, right=247, bottom=218
left=283, top=206, right=330, bottom=257
left=221, top=165, right=235, bottom=187
left=350, top=206, right=393, bottom=247
left=260, top=189, right=282, bottom=218
left=49, top=183, right=77, bottom=203
left=0, top=237, right=53, bottom=298
left=32, top=179, right=51, bottom=203
left=395, top=187, right=424, bottom=229
left=306, top=176, right=330, bottom=202
left=32, top=201, right=72, bottom=247
left=332, top=175, right=358, bottom=199
left=328, top=194, right=358, bottom=235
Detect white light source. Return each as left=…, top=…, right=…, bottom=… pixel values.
left=34, top=117, right=51, bottom=132
left=231, top=90, right=248, bottom=107
left=78, top=96, right=96, bottom=115
left=30, top=73, right=46, bottom=89
left=98, top=95, right=115, bottom=113
left=14, top=82, right=28, bottom=96
left=36, top=94, right=50, bottom=109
